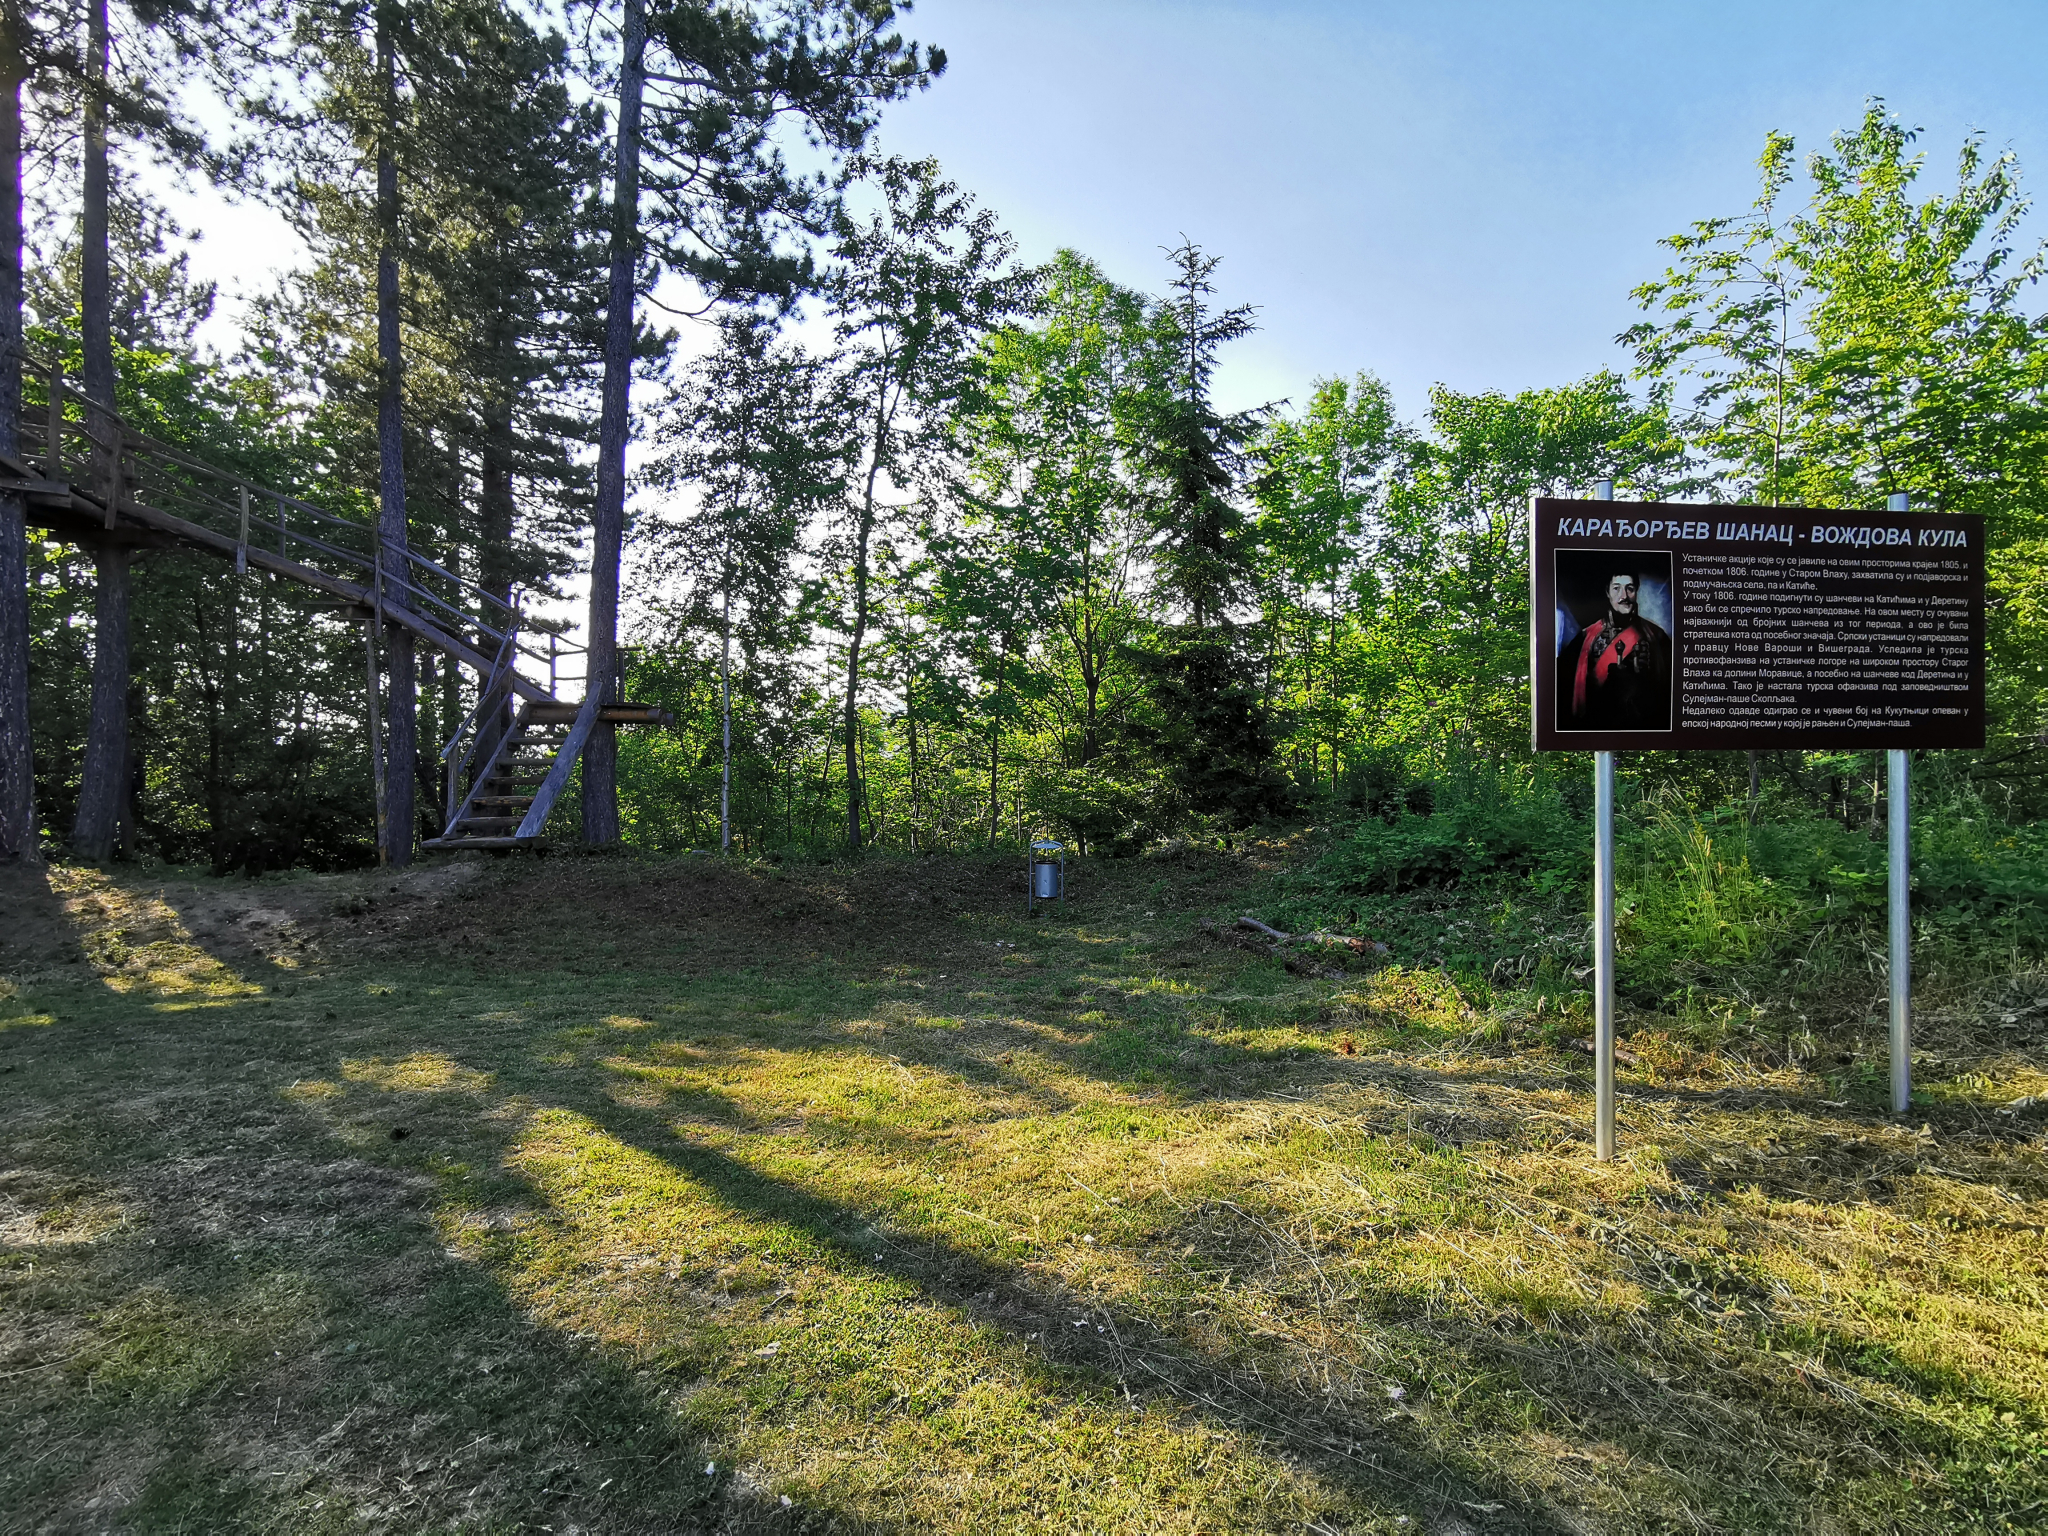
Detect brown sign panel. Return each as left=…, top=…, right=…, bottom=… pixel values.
left=1530, top=498, right=1985, bottom=752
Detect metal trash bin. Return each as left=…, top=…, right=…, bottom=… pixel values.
left=1028, top=840, right=1065, bottom=913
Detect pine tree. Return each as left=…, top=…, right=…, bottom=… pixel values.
left=2, top=0, right=200, bottom=860
left=579, top=0, right=945, bottom=845
left=52, top=0, right=209, bottom=859
left=0, top=7, right=28, bottom=860
left=240, top=0, right=604, bottom=857
left=235, top=0, right=433, bottom=863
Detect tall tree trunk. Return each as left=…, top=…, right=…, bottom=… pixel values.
left=375, top=2, right=414, bottom=865
left=79, top=0, right=110, bottom=408
left=70, top=0, right=127, bottom=860
left=719, top=580, right=732, bottom=852
left=476, top=399, right=516, bottom=768
left=72, top=550, right=128, bottom=858
left=843, top=390, right=887, bottom=852
left=584, top=0, right=646, bottom=846
left=902, top=642, right=917, bottom=852
left=0, top=21, right=30, bottom=862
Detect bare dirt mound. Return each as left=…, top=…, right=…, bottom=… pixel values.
left=0, top=859, right=486, bottom=990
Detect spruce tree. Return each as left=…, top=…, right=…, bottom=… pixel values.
left=1136, top=239, right=1262, bottom=628
left=1127, top=240, right=1292, bottom=830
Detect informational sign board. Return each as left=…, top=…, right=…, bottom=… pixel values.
left=1531, top=498, right=1986, bottom=752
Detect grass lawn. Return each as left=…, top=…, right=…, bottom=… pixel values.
left=3, top=844, right=2045, bottom=1534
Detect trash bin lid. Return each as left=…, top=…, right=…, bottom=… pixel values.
left=1031, top=840, right=1063, bottom=853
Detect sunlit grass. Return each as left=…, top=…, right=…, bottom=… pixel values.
left=2, top=851, right=2044, bottom=1531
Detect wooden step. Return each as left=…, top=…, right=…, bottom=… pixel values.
left=471, top=795, right=536, bottom=808
left=423, top=834, right=535, bottom=851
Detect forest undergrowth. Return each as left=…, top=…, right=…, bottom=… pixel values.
left=2, top=829, right=2044, bottom=1534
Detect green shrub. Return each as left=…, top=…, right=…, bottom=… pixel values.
left=1299, top=794, right=1583, bottom=897
left=1271, top=771, right=2048, bottom=1017
left=1620, top=801, right=1815, bottom=989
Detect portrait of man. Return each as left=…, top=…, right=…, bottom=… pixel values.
left=1554, top=552, right=1673, bottom=733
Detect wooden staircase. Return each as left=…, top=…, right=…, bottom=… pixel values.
left=423, top=697, right=672, bottom=852
left=9, top=342, right=676, bottom=857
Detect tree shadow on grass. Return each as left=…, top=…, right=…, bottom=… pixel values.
left=560, top=1091, right=1568, bottom=1535
left=0, top=1070, right=843, bottom=1533
left=16, top=865, right=2044, bottom=1532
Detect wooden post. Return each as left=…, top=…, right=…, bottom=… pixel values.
left=237, top=485, right=250, bottom=577
left=102, top=423, right=119, bottom=531
left=368, top=547, right=388, bottom=864
left=45, top=363, right=62, bottom=477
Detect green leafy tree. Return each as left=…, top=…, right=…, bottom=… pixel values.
left=1627, top=102, right=2048, bottom=767
left=949, top=250, right=1152, bottom=769
left=645, top=308, right=832, bottom=850
left=1357, top=375, right=1689, bottom=767
left=824, top=153, right=1028, bottom=850
left=1252, top=372, right=1405, bottom=789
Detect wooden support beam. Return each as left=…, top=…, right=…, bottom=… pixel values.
left=10, top=460, right=550, bottom=703
left=23, top=501, right=178, bottom=550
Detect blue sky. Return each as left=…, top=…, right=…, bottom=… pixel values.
left=860, top=0, right=2048, bottom=420
left=168, top=0, right=2048, bottom=428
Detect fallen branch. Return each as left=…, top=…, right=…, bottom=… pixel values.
left=1236, top=916, right=1390, bottom=956
left=1197, top=919, right=1347, bottom=980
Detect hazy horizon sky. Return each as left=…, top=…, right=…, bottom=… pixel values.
left=158, top=0, right=2048, bottom=427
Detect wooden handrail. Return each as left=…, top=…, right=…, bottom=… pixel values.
left=19, top=345, right=526, bottom=627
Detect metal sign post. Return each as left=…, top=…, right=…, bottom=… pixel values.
left=1532, top=485, right=1982, bottom=1158
left=1886, top=491, right=1912, bottom=1113
left=1590, top=479, right=1617, bottom=1161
